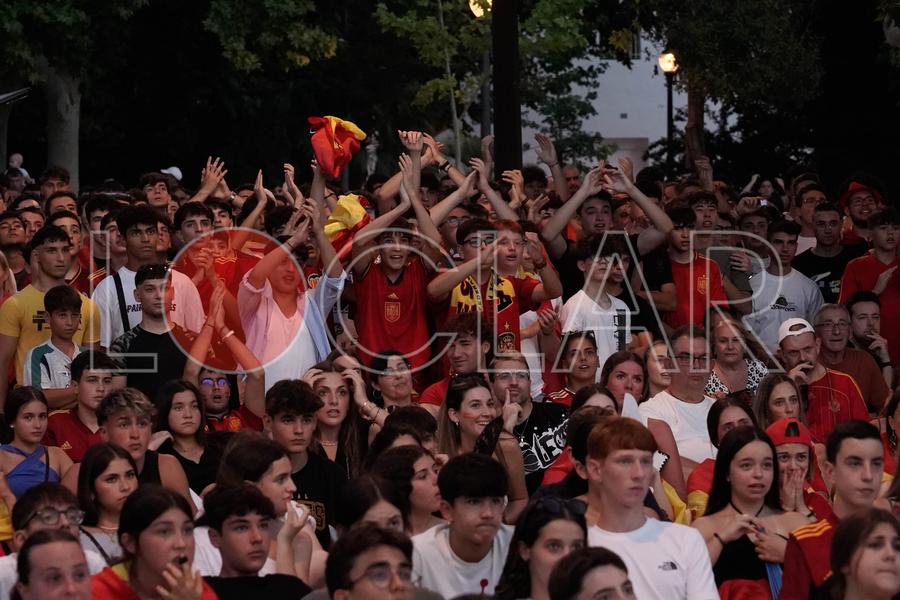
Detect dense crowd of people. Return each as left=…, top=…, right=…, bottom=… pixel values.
left=0, top=131, right=898, bottom=600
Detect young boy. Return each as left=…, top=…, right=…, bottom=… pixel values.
left=412, top=452, right=513, bottom=598
left=203, top=484, right=311, bottom=598
left=325, top=522, right=415, bottom=600
left=780, top=420, right=884, bottom=600
left=264, top=379, right=346, bottom=548
left=22, top=285, right=84, bottom=404
left=585, top=417, right=717, bottom=600
left=44, top=350, right=120, bottom=462
left=560, top=233, right=632, bottom=370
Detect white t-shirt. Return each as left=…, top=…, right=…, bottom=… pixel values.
left=0, top=547, right=107, bottom=600
left=743, top=268, right=824, bottom=352
left=797, top=235, right=817, bottom=255
left=22, top=340, right=79, bottom=389
left=412, top=523, right=513, bottom=598
left=639, top=391, right=717, bottom=462
left=560, top=290, right=632, bottom=374
left=588, top=519, right=718, bottom=600
left=92, top=266, right=205, bottom=348
left=193, top=525, right=276, bottom=577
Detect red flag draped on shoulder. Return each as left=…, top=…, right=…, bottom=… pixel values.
left=308, top=116, right=366, bottom=178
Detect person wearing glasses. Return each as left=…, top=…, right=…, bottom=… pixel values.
left=202, top=484, right=312, bottom=599
left=814, top=303, right=890, bottom=413
left=76, top=443, right=138, bottom=565
left=325, top=523, right=418, bottom=600
left=495, top=495, right=587, bottom=600
left=0, top=483, right=106, bottom=600
left=490, top=352, right=568, bottom=494
left=639, top=326, right=718, bottom=470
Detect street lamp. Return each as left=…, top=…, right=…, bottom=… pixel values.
left=658, top=51, right=678, bottom=177
left=469, top=0, right=492, bottom=139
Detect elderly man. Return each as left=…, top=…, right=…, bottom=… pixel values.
left=845, top=290, right=894, bottom=388
left=814, top=304, right=889, bottom=413
left=777, top=318, right=869, bottom=443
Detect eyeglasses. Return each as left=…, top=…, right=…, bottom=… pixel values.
left=381, top=365, right=410, bottom=376
left=349, top=563, right=416, bottom=589
left=674, top=353, right=709, bottom=365
left=200, top=377, right=228, bottom=387
left=444, top=216, right=470, bottom=227
left=463, top=236, right=495, bottom=248
left=496, top=370, right=530, bottom=382
left=815, top=320, right=849, bottom=331
left=26, top=507, right=85, bottom=527
left=536, top=496, right=587, bottom=516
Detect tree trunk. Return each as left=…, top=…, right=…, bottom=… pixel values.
left=683, top=77, right=705, bottom=170
left=43, top=68, right=81, bottom=191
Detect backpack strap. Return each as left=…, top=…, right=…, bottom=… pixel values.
left=112, top=272, right=130, bottom=333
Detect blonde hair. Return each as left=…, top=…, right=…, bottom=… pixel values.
left=0, top=251, right=17, bottom=297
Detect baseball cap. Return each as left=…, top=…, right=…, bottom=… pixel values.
left=766, top=418, right=813, bottom=449
left=777, top=318, right=815, bottom=345
left=838, top=181, right=881, bottom=210
left=160, top=166, right=183, bottom=181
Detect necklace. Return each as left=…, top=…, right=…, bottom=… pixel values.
left=730, top=500, right=764, bottom=517
left=320, top=440, right=338, bottom=447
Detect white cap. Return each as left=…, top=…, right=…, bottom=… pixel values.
left=777, top=318, right=815, bottom=345
left=160, top=166, right=183, bottom=181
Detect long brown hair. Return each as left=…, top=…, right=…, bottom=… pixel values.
left=436, top=374, right=492, bottom=457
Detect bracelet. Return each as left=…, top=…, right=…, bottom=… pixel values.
left=203, top=322, right=214, bottom=329
left=545, top=161, right=558, bottom=168
left=532, top=261, right=547, bottom=270
left=713, top=533, right=725, bottom=546
left=438, top=160, right=450, bottom=172
left=221, top=329, right=235, bottom=341
left=881, top=362, right=894, bottom=369
left=806, top=510, right=815, bottom=518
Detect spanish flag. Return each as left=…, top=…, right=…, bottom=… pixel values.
left=309, top=116, right=366, bottom=179
left=325, top=194, right=371, bottom=259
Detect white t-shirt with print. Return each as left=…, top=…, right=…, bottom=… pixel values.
left=560, top=289, right=632, bottom=374
left=588, top=519, right=718, bottom=600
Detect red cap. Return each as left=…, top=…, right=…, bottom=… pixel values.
left=766, top=417, right=813, bottom=449
left=839, top=181, right=882, bottom=210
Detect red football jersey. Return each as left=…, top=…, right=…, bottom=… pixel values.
left=664, top=255, right=727, bottom=330
left=447, top=274, right=539, bottom=354
left=355, top=259, right=433, bottom=369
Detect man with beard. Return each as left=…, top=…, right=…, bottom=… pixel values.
left=845, top=291, right=893, bottom=387
left=838, top=178, right=883, bottom=246
left=490, top=352, right=567, bottom=493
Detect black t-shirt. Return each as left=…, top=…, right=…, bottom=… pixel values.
left=109, top=324, right=192, bottom=401
left=551, top=233, right=670, bottom=302
left=613, top=287, right=663, bottom=342
left=157, top=439, right=221, bottom=495
left=292, top=450, right=348, bottom=549
left=792, top=244, right=869, bottom=303
left=637, top=246, right=674, bottom=293
left=513, top=401, right=569, bottom=494
left=205, top=574, right=311, bottom=600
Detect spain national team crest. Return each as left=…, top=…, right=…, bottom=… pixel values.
left=697, top=273, right=708, bottom=295
left=385, top=301, right=401, bottom=323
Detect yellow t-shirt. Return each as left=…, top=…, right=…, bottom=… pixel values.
left=0, top=285, right=101, bottom=382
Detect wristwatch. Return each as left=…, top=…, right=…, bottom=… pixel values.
left=438, top=160, right=450, bottom=173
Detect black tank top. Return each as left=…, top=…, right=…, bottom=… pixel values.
left=713, top=534, right=767, bottom=587
left=139, top=450, right=162, bottom=486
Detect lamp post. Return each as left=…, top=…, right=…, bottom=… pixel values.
left=469, top=0, right=492, bottom=139
left=658, top=52, right=678, bottom=177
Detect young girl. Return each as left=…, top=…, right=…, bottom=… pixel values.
left=825, top=507, right=900, bottom=600
left=154, top=380, right=221, bottom=495
left=495, top=496, right=588, bottom=600
left=304, top=361, right=365, bottom=478
left=752, top=373, right=804, bottom=429
left=692, top=426, right=808, bottom=598
left=194, top=433, right=323, bottom=586
left=77, top=443, right=138, bottom=565
left=436, top=374, right=528, bottom=523
left=90, top=485, right=216, bottom=600
left=333, top=475, right=405, bottom=534
left=369, top=445, right=445, bottom=535
left=14, top=529, right=91, bottom=600
left=0, top=387, right=72, bottom=498
left=642, top=339, right=672, bottom=398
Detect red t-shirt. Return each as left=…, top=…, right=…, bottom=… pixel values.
left=545, top=386, right=575, bottom=408
left=420, top=377, right=450, bottom=407
left=664, top=254, right=727, bottom=329
left=205, top=405, right=263, bottom=433
left=447, top=274, right=539, bottom=353
left=354, top=259, right=432, bottom=369
left=839, top=254, right=900, bottom=365
left=44, top=409, right=102, bottom=462
left=806, top=368, right=869, bottom=443
left=780, top=511, right=839, bottom=600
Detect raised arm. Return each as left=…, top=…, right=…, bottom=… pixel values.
left=426, top=242, right=496, bottom=301
left=248, top=210, right=310, bottom=289
left=188, top=157, right=228, bottom=204
left=535, top=133, right=570, bottom=202
left=430, top=171, right=477, bottom=227
left=526, top=233, right=563, bottom=301
left=229, top=169, right=269, bottom=252
left=541, top=166, right=604, bottom=258
left=601, top=162, right=674, bottom=256
left=470, top=157, right=517, bottom=221
left=398, top=138, right=444, bottom=264
left=351, top=165, right=413, bottom=277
